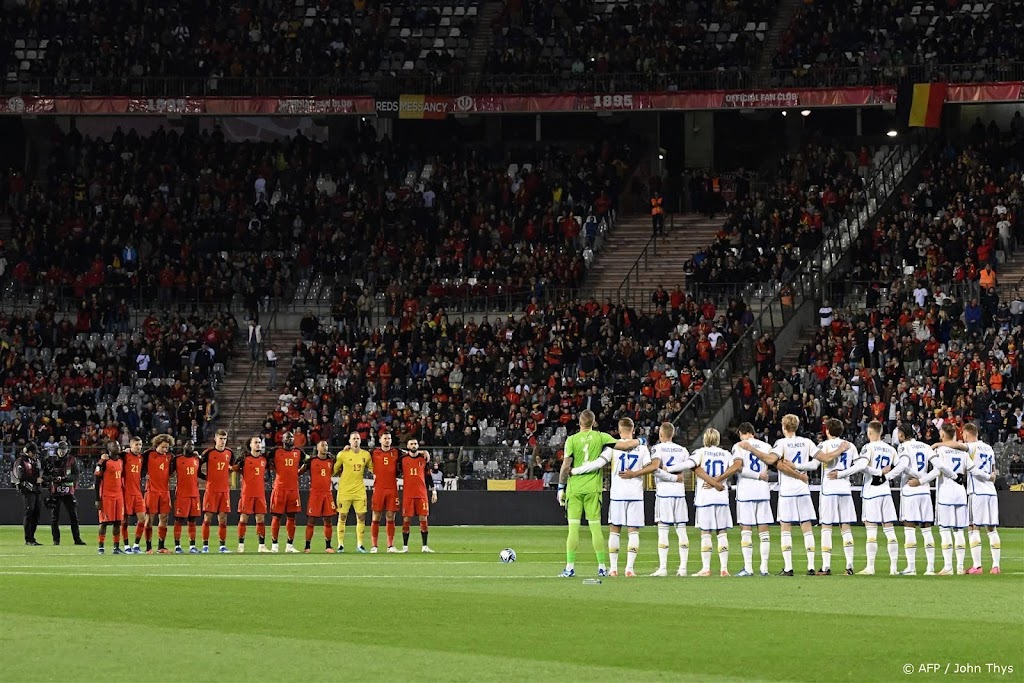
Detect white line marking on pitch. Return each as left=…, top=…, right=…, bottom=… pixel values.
left=0, top=570, right=560, bottom=580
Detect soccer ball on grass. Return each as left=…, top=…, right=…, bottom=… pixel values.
left=499, top=548, right=516, bottom=563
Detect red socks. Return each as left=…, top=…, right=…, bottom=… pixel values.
left=187, top=521, right=196, bottom=543
left=202, top=520, right=211, bottom=543
left=402, top=521, right=411, bottom=534
left=271, top=518, right=281, bottom=542
left=218, top=522, right=227, bottom=543
left=386, top=520, right=395, bottom=546
left=305, top=524, right=315, bottom=542
left=256, top=522, right=266, bottom=539
left=238, top=521, right=247, bottom=541
left=286, top=518, right=296, bottom=541
left=157, top=526, right=167, bottom=542
left=371, top=521, right=380, bottom=546
left=325, top=524, right=333, bottom=542
left=420, top=520, right=428, bottom=533
left=135, top=521, right=144, bottom=544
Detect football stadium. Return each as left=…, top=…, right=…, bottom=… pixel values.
left=1, top=0, right=1023, bottom=680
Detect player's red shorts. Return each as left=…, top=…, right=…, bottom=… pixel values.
left=307, top=493, right=337, bottom=518
left=270, top=488, right=302, bottom=515
left=123, top=494, right=146, bottom=516
left=145, top=491, right=171, bottom=515
left=174, top=496, right=201, bottom=518
left=100, top=497, right=125, bottom=524
left=239, top=495, right=267, bottom=515
left=372, top=488, right=400, bottom=513
left=403, top=497, right=429, bottom=518
left=202, top=490, right=231, bottom=514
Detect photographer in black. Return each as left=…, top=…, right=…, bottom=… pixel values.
left=13, top=442, right=43, bottom=546
left=46, top=440, right=86, bottom=546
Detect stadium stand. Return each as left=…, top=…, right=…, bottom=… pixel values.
left=3, top=124, right=634, bottom=315
left=482, top=0, right=776, bottom=92
left=739, top=130, right=1024, bottom=463
left=0, top=306, right=235, bottom=475
left=772, top=0, right=1024, bottom=87
left=0, top=0, right=479, bottom=96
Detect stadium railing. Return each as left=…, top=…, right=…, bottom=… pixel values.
left=668, top=140, right=926, bottom=448
left=6, top=63, right=1024, bottom=97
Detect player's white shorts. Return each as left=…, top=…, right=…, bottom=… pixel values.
left=608, top=500, right=645, bottom=528
left=777, top=495, right=815, bottom=523
left=862, top=494, right=897, bottom=524
left=819, top=494, right=857, bottom=525
left=899, top=494, right=934, bottom=524
left=936, top=503, right=967, bottom=529
left=736, top=500, right=773, bottom=526
left=695, top=505, right=732, bottom=531
left=969, top=495, right=999, bottom=527
left=654, top=496, right=688, bottom=525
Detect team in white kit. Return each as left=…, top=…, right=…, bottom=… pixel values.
left=569, top=415, right=1002, bottom=577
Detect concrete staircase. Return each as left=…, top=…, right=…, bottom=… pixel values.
left=996, top=252, right=1024, bottom=293
left=465, top=0, right=503, bottom=87
left=216, top=347, right=280, bottom=443
left=583, top=213, right=722, bottom=307
left=754, top=0, right=804, bottom=82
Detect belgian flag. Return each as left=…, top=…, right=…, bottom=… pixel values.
left=896, top=80, right=947, bottom=129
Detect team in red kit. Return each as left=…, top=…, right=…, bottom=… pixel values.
left=93, top=431, right=439, bottom=555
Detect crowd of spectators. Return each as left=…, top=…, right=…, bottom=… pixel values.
left=4, top=123, right=633, bottom=319
left=0, top=304, right=236, bottom=475
left=259, top=288, right=754, bottom=480
left=773, top=0, right=1024, bottom=87
left=483, top=0, right=776, bottom=92
left=735, top=128, right=1024, bottom=474
left=684, top=140, right=870, bottom=293
left=1, top=0, right=477, bottom=95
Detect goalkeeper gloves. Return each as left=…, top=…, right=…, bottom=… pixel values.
left=557, top=484, right=566, bottom=507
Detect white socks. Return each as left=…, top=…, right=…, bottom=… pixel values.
left=865, top=527, right=878, bottom=571
left=940, top=527, right=953, bottom=571
left=821, top=527, right=833, bottom=571
left=717, top=532, right=729, bottom=573
left=657, top=524, right=670, bottom=571
left=741, top=530, right=753, bottom=573
left=626, top=532, right=639, bottom=573
left=608, top=532, right=620, bottom=573
left=989, top=530, right=1001, bottom=569
left=803, top=531, right=816, bottom=572
left=759, top=531, right=771, bottom=574
left=953, top=529, right=966, bottom=571
left=903, top=527, right=917, bottom=570
left=781, top=531, right=793, bottom=571
left=841, top=529, right=855, bottom=570
left=677, top=526, right=689, bottom=573
left=922, top=527, right=935, bottom=572
left=969, top=529, right=982, bottom=568
left=884, top=526, right=898, bottom=574
left=700, top=533, right=713, bottom=573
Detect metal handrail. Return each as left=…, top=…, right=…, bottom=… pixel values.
left=669, top=136, right=928, bottom=447
left=227, top=308, right=277, bottom=438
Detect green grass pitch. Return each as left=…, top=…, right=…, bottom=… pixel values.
left=0, top=525, right=1021, bottom=682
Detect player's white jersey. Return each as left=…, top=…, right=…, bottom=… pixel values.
left=859, top=440, right=898, bottom=499
left=895, top=440, right=934, bottom=497
left=651, top=442, right=689, bottom=497
left=819, top=437, right=859, bottom=495
left=606, top=445, right=651, bottom=501
left=966, top=440, right=997, bottom=496
left=770, top=437, right=820, bottom=497
left=691, top=446, right=731, bottom=507
left=732, top=438, right=772, bottom=501
left=933, top=446, right=970, bottom=506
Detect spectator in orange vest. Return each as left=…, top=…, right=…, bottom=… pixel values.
left=650, top=190, right=664, bottom=235
left=979, top=264, right=996, bottom=290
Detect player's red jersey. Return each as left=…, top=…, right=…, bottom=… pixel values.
left=122, top=451, right=143, bottom=499
left=371, top=448, right=400, bottom=491
left=401, top=452, right=430, bottom=499
left=144, top=449, right=173, bottom=493
left=98, top=458, right=124, bottom=499
left=240, top=455, right=267, bottom=499
left=174, top=455, right=201, bottom=497
left=308, top=457, right=334, bottom=494
left=271, top=447, right=302, bottom=491
left=202, top=447, right=233, bottom=492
